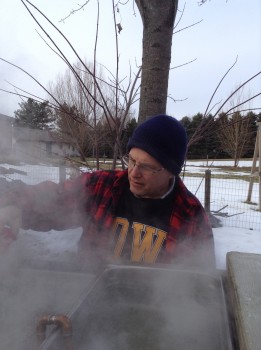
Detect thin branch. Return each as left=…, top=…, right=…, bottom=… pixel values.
left=174, top=1, right=186, bottom=30
left=21, top=0, right=108, bottom=113
left=59, top=1, right=91, bottom=23
left=221, top=93, right=261, bottom=117
left=212, top=70, right=261, bottom=119
left=3, top=81, right=47, bottom=103
left=174, top=2, right=203, bottom=35
left=0, top=88, right=43, bottom=103
left=226, top=107, right=261, bottom=116
left=170, top=58, right=197, bottom=70
left=204, top=56, right=238, bottom=117
left=174, top=19, right=203, bottom=35
left=112, top=0, right=120, bottom=125
left=167, top=95, right=188, bottom=103
left=0, top=87, right=79, bottom=118
left=0, top=57, right=64, bottom=112
left=188, top=68, right=261, bottom=147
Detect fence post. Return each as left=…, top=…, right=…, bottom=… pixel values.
left=204, top=169, right=211, bottom=214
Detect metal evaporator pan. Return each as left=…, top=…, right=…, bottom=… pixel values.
left=40, top=265, right=233, bottom=350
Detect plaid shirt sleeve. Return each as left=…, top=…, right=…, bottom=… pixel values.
left=0, top=175, right=89, bottom=231
left=0, top=171, right=123, bottom=232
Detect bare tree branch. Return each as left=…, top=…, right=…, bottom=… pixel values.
left=170, top=58, right=197, bottom=70
left=59, top=1, right=91, bottom=23
left=203, top=56, right=238, bottom=118
left=21, top=0, right=109, bottom=114
left=212, top=71, right=261, bottom=119
left=174, top=19, right=203, bottom=35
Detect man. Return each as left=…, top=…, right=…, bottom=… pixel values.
left=0, top=115, right=215, bottom=267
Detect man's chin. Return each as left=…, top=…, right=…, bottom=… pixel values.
left=130, top=184, right=145, bottom=197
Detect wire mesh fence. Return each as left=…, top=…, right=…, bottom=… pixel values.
left=0, top=155, right=260, bottom=232
left=183, top=174, right=260, bottom=231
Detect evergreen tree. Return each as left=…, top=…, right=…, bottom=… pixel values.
left=244, top=111, right=259, bottom=158
left=121, top=118, right=138, bottom=154
left=14, top=98, right=54, bottom=130
left=180, top=114, right=221, bottom=159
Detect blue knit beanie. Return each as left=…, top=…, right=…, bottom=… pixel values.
left=127, top=114, right=187, bottom=175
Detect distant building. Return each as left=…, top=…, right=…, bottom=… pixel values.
left=0, top=113, right=79, bottom=162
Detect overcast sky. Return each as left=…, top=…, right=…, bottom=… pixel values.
left=0, top=0, right=260, bottom=120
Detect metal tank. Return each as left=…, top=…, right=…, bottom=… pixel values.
left=39, top=264, right=233, bottom=350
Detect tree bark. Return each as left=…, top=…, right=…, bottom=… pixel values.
left=135, top=0, right=178, bottom=123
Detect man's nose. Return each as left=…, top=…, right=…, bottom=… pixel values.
left=130, top=163, right=142, bottom=176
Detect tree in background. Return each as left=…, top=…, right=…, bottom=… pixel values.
left=180, top=114, right=221, bottom=160
left=99, top=117, right=138, bottom=159
left=54, top=103, right=91, bottom=162
left=244, top=111, right=261, bottom=158
left=121, top=118, right=138, bottom=153
left=49, top=60, right=136, bottom=165
left=49, top=60, right=106, bottom=163
left=214, top=86, right=260, bottom=167
left=3, top=0, right=260, bottom=167
left=14, top=98, right=54, bottom=130
left=4, top=1, right=140, bottom=169
left=216, top=112, right=256, bottom=167
left=180, top=111, right=260, bottom=162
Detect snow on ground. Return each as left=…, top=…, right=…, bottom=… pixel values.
left=0, top=159, right=260, bottom=270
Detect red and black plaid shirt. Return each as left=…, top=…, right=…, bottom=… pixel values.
left=0, top=170, right=214, bottom=264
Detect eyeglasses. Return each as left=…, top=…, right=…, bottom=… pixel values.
left=122, top=154, right=165, bottom=175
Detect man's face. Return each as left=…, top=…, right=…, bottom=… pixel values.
left=127, top=148, right=174, bottom=198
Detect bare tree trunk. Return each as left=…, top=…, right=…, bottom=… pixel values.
left=135, top=0, right=178, bottom=123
